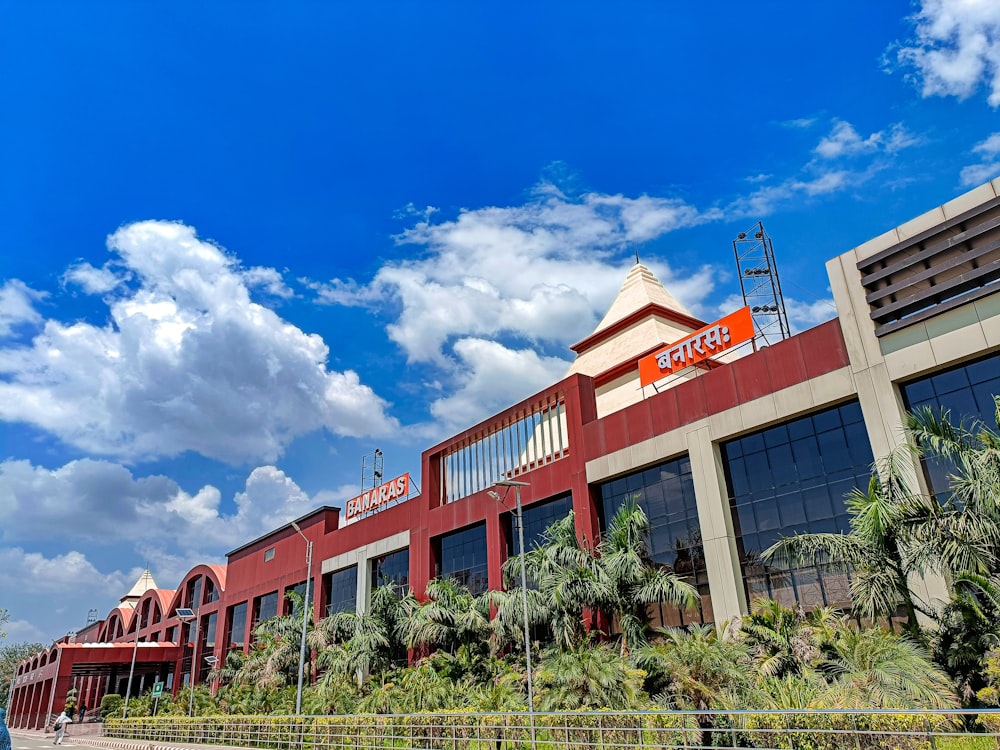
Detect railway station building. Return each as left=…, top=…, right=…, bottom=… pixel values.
left=9, top=178, right=1000, bottom=728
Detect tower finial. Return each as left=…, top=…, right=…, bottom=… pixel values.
left=635, top=246, right=640, bottom=265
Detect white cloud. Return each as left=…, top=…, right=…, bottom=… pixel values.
left=815, top=121, right=919, bottom=159
left=0, top=545, right=153, bottom=643
left=959, top=131, right=1000, bottom=185
left=243, top=266, right=295, bottom=298
left=0, top=280, right=45, bottom=338
left=428, top=338, right=570, bottom=430
left=894, top=0, right=1000, bottom=106
left=311, top=183, right=720, bottom=367
left=0, top=221, right=397, bottom=464
left=726, top=170, right=852, bottom=217
left=0, top=458, right=324, bottom=554
left=62, top=262, right=124, bottom=294
left=784, top=297, right=838, bottom=331
left=0, top=457, right=328, bottom=639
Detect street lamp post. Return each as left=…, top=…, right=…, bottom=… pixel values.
left=174, top=608, right=197, bottom=717
left=122, top=609, right=143, bottom=718
left=489, top=479, right=534, bottom=748
left=290, top=521, right=314, bottom=716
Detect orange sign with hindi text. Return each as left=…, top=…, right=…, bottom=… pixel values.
left=638, top=306, right=754, bottom=387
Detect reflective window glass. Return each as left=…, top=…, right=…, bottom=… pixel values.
left=328, top=566, right=358, bottom=615
left=599, top=455, right=710, bottom=626
left=721, top=400, right=874, bottom=610
left=372, top=548, right=410, bottom=596
left=226, top=602, right=247, bottom=649
left=900, top=350, right=1000, bottom=498
left=436, top=523, right=489, bottom=595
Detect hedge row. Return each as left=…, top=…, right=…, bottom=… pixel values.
left=104, top=711, right=978, bottom=750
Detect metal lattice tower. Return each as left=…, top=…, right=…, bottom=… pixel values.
left=733, top=221, right=791, bottom=348
left=361, top=448, right=384, bottom=491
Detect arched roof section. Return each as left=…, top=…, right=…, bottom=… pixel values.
left=147, top=588, right=175, bottom=624
left=128, top=588, right=175, bottom=634
left=100, top=605, right=133, bottom=642
left=166, top=563, right=226, bottom=613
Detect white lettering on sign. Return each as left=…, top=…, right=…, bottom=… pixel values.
left=344, top=473, right=411, bottom=521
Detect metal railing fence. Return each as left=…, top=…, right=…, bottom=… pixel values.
left=104, top=709, right=1000, bottom=750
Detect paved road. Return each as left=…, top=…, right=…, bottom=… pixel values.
left=9, top=732, right=75, bottom=750
left=8, top=729, right=241, bottom=750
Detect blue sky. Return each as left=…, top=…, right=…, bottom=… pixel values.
left=1, top=1, right=999, bottom=644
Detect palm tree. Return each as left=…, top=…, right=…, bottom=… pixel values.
left=761, top=447, right=936, bottom=635
left=933, top=572, right=1000, bottom=702
left=405, top=577, right=491, bottom=656
left=596, top=497, right=699, bottom=657
left=535, top=642, right=647, bottom=710
left=313, top=584, right=415, bottom=686
left=635, top=623, right=749, bottom=711
left=904, top=397, right=1000, bottom=575
left=235, top=595, right=312, bottom=689
left=739, top=598, right=838, bottom=680
left=499, top=501, right=697, bottom=657
left=820, top=626, right=957, bottom=709
left=498, top=510, right=597, bottom=651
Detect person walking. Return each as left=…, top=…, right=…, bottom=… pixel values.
left=52, top=710, right=71, bottom=745
left=0, top=707, right=12, bottom=750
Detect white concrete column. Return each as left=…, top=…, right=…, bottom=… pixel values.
left=686, top=426, right=747, bottom=624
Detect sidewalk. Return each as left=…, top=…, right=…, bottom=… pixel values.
left=9, top=728, right=255, bottom=750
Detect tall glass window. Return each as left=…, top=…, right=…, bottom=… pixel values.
left=252, top=591, right=279, bottom=632
left=371, top=548, right=409, bottom=596
left=436, top=523, right=489, bottom=595
left=900, top=350, right=1000, bottom=498
left=722, top=400, right=874, bottom=610
left=203, top=612, right=217, bottom=649
left=284, top=582, right=307, bottom=615
left=599, top=456, right=710, bottom=626
left=328, top=566, right=358, bottom=615
left=518, top=494, right=574, bottom=551
left=186, top=577, right=203, bottom=609
left=226, top=602, right=247, bottom=649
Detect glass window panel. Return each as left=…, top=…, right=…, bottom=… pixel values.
left=776, top=491, right=807, bottom=527
left=901, top=350, right=1000, bottom=498
left=767, top=444, right=795, bottom=484
left=520, top=494, right=573, bottom=550
left=754, top=499, right=781, bottom=531
left=722, top=400, right=873, bottom=611
left=791, top=437, right=824, bottom=479
left=903, top=378, right=935, bottom=404
left=930, top=368, right=971, bottom=396
left=372, top=548, right=410, bottom=596
left=598, top=455, right=709, bottom=625
left=253, top=592, right=278, bottom=629
left=839, top=400, right=865, bottom=425
left=811, top=408, right=842, bottom=434
left=328, top=566, right=358, bottom=615
left=284, top=582, right=307, bottom=615
left=966, top=357, right=999, bottom=385
left=817, top=430, right=852, bottom=473
left=226, top=602, right=247, bottom=648
left=741, top=432, right=765, bottom=456
left=437, top=523, right=489, bottom=595
left=763, top=424, right=789, bottom=448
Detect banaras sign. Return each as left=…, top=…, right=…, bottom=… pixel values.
left=638, top=306, right=755, bottom=387
left=344, top=473, right=411, bottom=522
